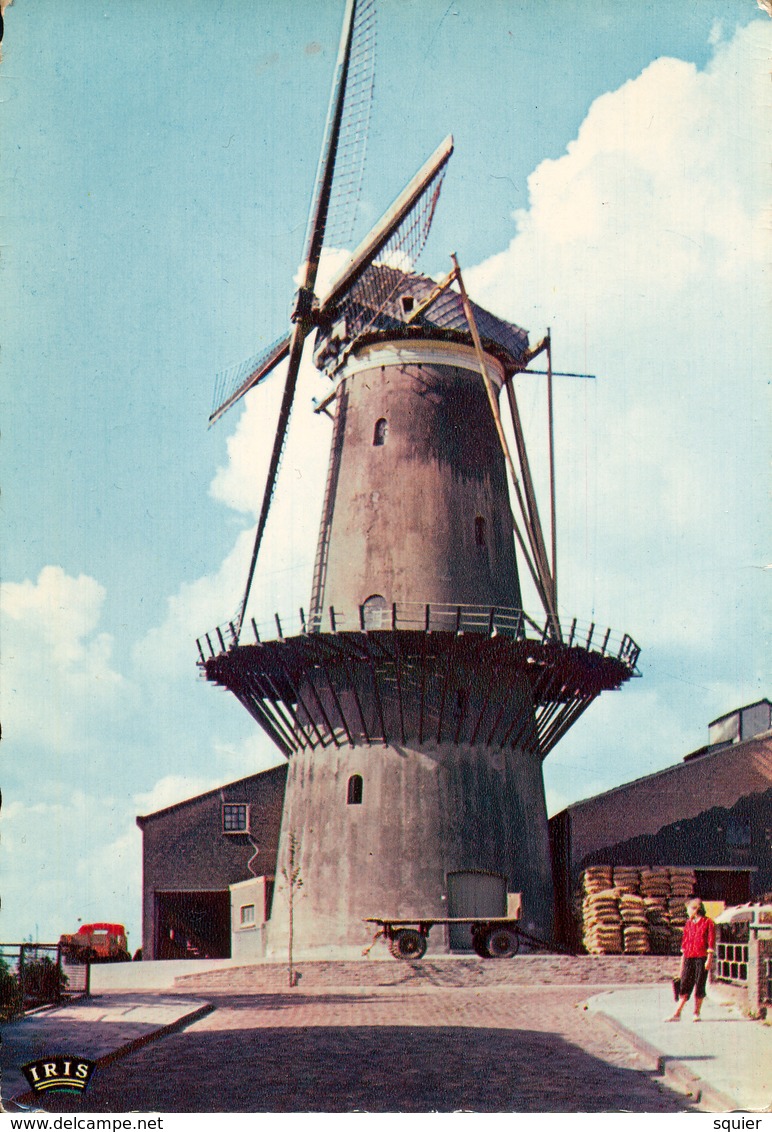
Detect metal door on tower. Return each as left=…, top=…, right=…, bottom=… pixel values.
left=446, top=870, right=507, bottom=951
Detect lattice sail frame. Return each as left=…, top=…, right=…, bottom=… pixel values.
left=210, top=336, right=289, bottom=424
left=326, top=160, right=449, bottom=374
left=322, top=0, right=377, bottom=250
left=209, top=0, right=377, bottom=426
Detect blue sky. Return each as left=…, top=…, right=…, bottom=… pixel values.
left=1, top=0, right=769, bottom=948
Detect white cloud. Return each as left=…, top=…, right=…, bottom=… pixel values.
left=133, top=526, right=256, bottom=674
left=0, top=566, right=131, bottom=753
left=211, top=732, right=287, bottom=777
left=471, top=24, right=768, bottom=327
left=134, top=774, right=227, bottom=816
left=0, top=789, right=140, bottom=945
left=209, top=243, right=351, bottom=519
left=708, top=19, right=725, bottom=46
left=468, top=22, right=770, bottom=799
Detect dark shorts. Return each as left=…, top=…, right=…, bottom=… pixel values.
left=680, top=957, right=708, bottom=999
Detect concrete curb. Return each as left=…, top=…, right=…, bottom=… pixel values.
left=9, top=1001, right=214, bottom=1110
left=592, top=1008, right=743, bottom=1113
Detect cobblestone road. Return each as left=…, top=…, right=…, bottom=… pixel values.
left=36, top=986, right=692, bottom=1113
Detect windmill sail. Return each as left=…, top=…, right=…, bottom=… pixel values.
left=233, top=0, right=378, bottom=639
left=212, top=1, right=453, bottom=642
left=319, top=134, right=453, bottom=319
left=320, top=0, right=376, bottom=251
left=209, top=0, right=376, bottom=430
left=209, top=335, right=290, bottom=427
left=318, top=140, right=452, bottom=373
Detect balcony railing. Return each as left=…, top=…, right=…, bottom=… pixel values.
left=197, top=602, right=640, bottom=674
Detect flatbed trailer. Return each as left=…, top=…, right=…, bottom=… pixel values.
left=364, top=916, right=523, bottom=960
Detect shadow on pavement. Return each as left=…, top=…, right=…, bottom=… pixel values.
left=27, top=1024, right=694, bottom=1113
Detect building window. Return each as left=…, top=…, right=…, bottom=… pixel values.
left=222, top=803, right=248, bottom=833
left=347, top=774, right=363, bottom=805
left=240, top=904, right=255, bottom=926
left=475, top=515, right=487, bottom=547
left=373, top=418, right=388, bottom=446
left=726, top=818, right=751, bottom=848
left=362, top=594, right=388, bottom=630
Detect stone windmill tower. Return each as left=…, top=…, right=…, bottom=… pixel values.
left=199, top=0, right=639, bottom=956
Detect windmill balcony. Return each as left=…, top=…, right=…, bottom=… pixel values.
left=197, top=603, right=640, bottom=761
left=198, top=602, right=639, bottom=667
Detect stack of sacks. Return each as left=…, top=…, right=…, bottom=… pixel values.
left=583, top=865, right=614, bottom=895
left=644, top=897, right=672, bottom=953
left=643, top=896, right=669, bottom=921
left=669, top=898, right=689, bottom=951
left=578, top=864, right=700, bottom=955
left=619, top=893, right=650, bottom=953
left=582, top=887, right=623, bottom=954
left=668, top=868, right=696, bottom=952
left=648, top=920, right=672, bottom=953
left=613, top=867, right=640, bottom=895
left=640, top=868, right=671, bottom=902
left=643, top=894, right=670, bottom=922
left=649, top=925, right=672, bottom=954
left=669, top=868, right=696, bottom=900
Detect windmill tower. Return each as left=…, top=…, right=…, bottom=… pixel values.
left=199, top=0, right=639, bottom=956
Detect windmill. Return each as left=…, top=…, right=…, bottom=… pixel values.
left=199, top=0, right=640, bottom=956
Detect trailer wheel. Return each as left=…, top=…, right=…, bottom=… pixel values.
left=389, top=929, right=427, bottom=960
left=484, top=928, right=519, bottom=959
left=472, top=936, right=489, bottom=958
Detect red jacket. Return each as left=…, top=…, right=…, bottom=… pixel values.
left=681, top=915, right=715, bottom=958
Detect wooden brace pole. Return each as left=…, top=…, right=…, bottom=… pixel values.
left=450, top=254, right=556, bottom=625
left=546, top=330, right=558, bottom=608
left=503, top=377, right=555, bottom=614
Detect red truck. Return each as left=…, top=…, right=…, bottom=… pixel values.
left=59, top=923, right=131, bottom=964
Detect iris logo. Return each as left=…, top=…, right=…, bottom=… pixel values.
left=21, top=1056, right=96, bottom=1095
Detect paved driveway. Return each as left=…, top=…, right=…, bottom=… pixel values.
left=31, top=986, right=692, bottom=1113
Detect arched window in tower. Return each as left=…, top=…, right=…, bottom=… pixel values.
left=347, top=774, right=363, bottom=805
left=373, top=417, right=388, bottom=446
left=362, top=594, right=388, bottom=630
left=475, top=515, right=487, bottom=548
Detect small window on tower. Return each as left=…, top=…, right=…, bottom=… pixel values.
left=373, top=418, right=388, bottom=446
left=347, top=775, right=363, bottom=805
left=240, top=904, right=255, bottom=926
left=475, top=515, right=487, bottom=548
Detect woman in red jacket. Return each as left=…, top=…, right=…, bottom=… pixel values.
left=667, top=897, right=716, bottom=1021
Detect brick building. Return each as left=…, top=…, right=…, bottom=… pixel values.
left=549, top=700, right=772, bottom=948
left=136, top=765, right=287, bottom=959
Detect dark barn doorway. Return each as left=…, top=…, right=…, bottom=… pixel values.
left=694, top=868, right=753, bottom=905
left=155, top=890, right=231, bottom=959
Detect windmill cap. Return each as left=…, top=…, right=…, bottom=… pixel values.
left=314, top=265, right=529, bottom=376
